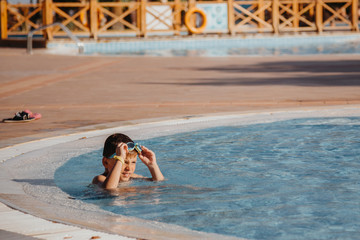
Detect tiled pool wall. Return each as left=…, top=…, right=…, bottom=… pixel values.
left=46, top=33, right=360, bottom=56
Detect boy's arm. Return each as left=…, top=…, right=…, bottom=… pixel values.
left=102, top=158, right=123, bottom=189
left=138, top=146, right=164, bottom=181
left=100, top=143, right=128, bottom=189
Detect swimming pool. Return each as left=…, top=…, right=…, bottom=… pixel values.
left=47, top=34, right=360, bottom=56
left=54, top=116, right=360, bottom=240
left=1, top=107, right=360, bottom=239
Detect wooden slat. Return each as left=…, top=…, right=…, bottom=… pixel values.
left=90, top=0, right=98, bottom=39
left=316, top=0, right=323, bottom=32
left=228, top=0, right=235, bottom=34
left=1, top=0, right=7, bottom=39
left=52, top=5, right=89, bottom=33
left=233, top=2, right=273, bottom=29
left=351, top=0, right=359, bottom=31
left=98, top=5, right=139, bottom=32
left=272, top=0, right=279, bottom=33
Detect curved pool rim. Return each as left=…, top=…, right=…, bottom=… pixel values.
left=1, top=106, right=360, bottom=240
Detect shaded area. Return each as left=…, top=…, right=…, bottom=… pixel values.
left=13, top=179, right=56, bottom=187
left=181, top=75, right=360, bottom=87
left=159, top=60, right=360, bottom=86
left=0, top=39, right=46, bottom=48
left=145, top=74, right=360, bottom=87
left=194, top=60, right=360, bottom=74
left=0, top=230, right=41, bottom=240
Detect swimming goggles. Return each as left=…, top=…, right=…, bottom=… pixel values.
left=109, top=142, right=142, bottom=158
left=127, top=142, right=142, bottom=153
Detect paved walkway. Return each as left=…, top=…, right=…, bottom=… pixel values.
left=0, top=48, right=360, bottom=239
left=1, top=49, right=360, bottom=147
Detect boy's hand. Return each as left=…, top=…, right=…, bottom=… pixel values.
left=138, top=146, right=157, bottom=167
left=139, top=146, right=164, bottom=181
left=116, top=142, right=128, bottom=160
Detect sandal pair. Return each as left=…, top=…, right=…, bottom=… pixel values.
left=2, top=110, right=42, bottom=123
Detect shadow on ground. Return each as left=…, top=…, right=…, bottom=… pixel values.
left=159, top=59, right=360, bottom=86
left=13, top=179, right=56, bottom=187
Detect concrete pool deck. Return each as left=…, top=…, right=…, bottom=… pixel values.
left=1, top=48, right=360, bottom=147
left=0, top=47, right=360, bottom=239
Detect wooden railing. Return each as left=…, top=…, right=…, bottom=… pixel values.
left=1, top=0, right=358, bottom=40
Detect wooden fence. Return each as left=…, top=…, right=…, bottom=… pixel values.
left=1, top=0, right=359, bottom=40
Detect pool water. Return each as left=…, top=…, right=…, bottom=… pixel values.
left=55, top=117, right=360, bottom=239
left=91, top=40, right=360, bottom=57
left=50, top=34, right=360, bottom=56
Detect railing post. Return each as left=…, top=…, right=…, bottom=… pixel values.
left=174, top=0, right=181, bottom=35
left=272, top=0, right=279, bottom=34
left=137, top=0, right=141, bottom=33
left=90, top=0, right=98, bottom=39
left=187, top=0, right=196, bottom=35
left=258, top=0, right=264, bottom=32
left=43, top=0, right=53, bottom=40
left=140, top=0, right=146, bottom=37
left=228, top=0, right=235, bottom=35
left=293, top=0, right=299, bottom=31
left=351, top=0, right=359, bottom=32
left=1, top=0, right=8, bottom=39
left=315, top=0, right=323, bottom=33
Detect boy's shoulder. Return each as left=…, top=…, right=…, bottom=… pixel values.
left=92, top=174, right=106, bottom=184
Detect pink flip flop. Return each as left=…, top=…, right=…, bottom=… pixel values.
left=24, top=109, right=42, bottom=120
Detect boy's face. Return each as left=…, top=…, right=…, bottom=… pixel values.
left=106, top=151, right=137, bottom=182
left=120, top=152, right=137, bottom=182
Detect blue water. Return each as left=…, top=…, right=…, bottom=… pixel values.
left=55, top=117, right=360, bottom=239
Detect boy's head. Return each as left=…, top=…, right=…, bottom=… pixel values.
left=102, top=133, right=137, bottom=182
left=103, top=133, right=133, bottom=158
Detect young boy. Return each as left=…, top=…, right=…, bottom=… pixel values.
left=92, top=133, right=164, bottom=189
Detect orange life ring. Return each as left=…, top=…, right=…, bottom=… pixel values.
left=184, top=8, right=207, bottom=34
left=80, top=11, right=88, bottom=27
left=80, top=10, right=105, bottom=27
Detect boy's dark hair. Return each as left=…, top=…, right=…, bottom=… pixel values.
left=103, top=133, right=133, bottom=158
